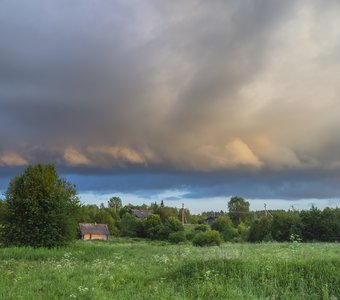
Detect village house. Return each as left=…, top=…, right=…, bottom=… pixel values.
left=79, top=223, right=110, bottom=240
left=205, top=212, right=225, bottom=225
left=129, top=209, right=152, bottom=219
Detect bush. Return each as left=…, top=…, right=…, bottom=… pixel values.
left=168, top=231, right=186, bottom=244
left=211, top=216, right=237, bottom=241
left=166, top=216, right=184, bottom=232
left=248, top=216, right=272, bottom=242
left=192, top=230, right=222, bottom=247
left=237, top=222, right=249, bottom=241
left=119, top=214, right=145, bottom=237
left=145, top=214, right=162, bottom=239
left=194, top=224, right=209, bottom=232
left=185, top=230, right=195, bottom=241
left=153, top=224, right=171, bottom=240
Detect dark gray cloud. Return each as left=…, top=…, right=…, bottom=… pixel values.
left=1, top=1, right=340, bottom=202
left=65, top=169, right=340, bottom=200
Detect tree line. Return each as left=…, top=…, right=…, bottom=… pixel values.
left=0, top=164, right=339, bottom=248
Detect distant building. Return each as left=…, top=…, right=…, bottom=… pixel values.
left=129, top=209, right=152, bottom=219
left=79, top=223, right=110, bottom=240
left=205, top=212, right=224, bottom=225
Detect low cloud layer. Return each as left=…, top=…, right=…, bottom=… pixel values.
left=1, top=1, right=340, bottom=201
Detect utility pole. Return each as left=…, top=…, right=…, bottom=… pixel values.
left=264, top=203, right=273, bottom=217
left=181, top=203, right=185, bottom=225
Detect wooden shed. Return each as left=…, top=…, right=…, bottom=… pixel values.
left=79, top=223, right=110, bottom=240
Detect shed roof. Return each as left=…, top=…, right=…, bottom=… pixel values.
left=79, top=223, right=110, bottom=235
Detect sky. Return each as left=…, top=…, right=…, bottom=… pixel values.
left=1, top=0, right=340, bottom=213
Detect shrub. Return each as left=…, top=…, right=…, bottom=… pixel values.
left=168, top=231, right=186, bottom=244
left=145, top=214, right=162, bottom=239
left=194, top=224, right=209, bottom=232
left=119, top=214, right=145, bottom=237
left=166, top=216, right=184, bottom=232
left=153, top=224, right=171, bottom=240
left=211, top=216, right=237, bottom=241
left=237, top=222, right=249, bottom=241
left=192, top=230, right=222, bottom=247
left=248, top=216, right=272, bottom=242
left=185, top=230, right=195, bottom=241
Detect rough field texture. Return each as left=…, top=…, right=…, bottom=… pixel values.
left=0, top=239, right=339, bottom=299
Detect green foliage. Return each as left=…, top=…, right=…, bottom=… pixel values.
left=228, top=196, right=250, bottom=226
left=0, top=200, right=5, bottom=225
left=248, top=216, right=273, bottom=242
left=144, top=214, right=162, bottom=239
left=107, top=197, right=122, bottom=213
left=95, top=208, right=119, bottom=236
left=211, top=216, right=237, bottom=241
left=194, top=224, right=209, bottom=232
left=74, top=196, right=340, bottom=243
left=168, top=231, right=186, bottom=244
left=154, top=206, right=178, bottom=222
left=0, top=164, right=80, bottom=248
left=192, top=230, right=222, bottom=247
left=237, top=222, right=249, bottom=241
left=166, top=216, right=184, bottom=232
left=271, top=211, right=302, bottom=242
left=78, top=204, right=99, bottom=223
left=119, top=214, right=145, bottom=237
left=185, top=230, right=196, bottom=241
left=300, top=206, right=340, bottom=242
left=320, top=207, right=340, bottom=241
left=144, top=215, right=185, bottom=240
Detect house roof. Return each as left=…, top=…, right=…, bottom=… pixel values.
left=130, top=209, right=152, bottom=219
left=79, top=223, right=110, bottom=235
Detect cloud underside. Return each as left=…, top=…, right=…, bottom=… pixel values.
left=1, top=0, right=340, bottom=174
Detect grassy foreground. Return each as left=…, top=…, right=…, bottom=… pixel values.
left=0, top=239, right=339, bottom=299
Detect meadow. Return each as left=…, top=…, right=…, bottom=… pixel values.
left=0, top=239, right=339, bottom=300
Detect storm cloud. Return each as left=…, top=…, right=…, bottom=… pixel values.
left=1, top=0, right=340, bottom=203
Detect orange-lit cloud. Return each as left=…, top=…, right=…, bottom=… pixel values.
left=64, top=148, right=91, bottom=166
left=87, top=146, right=146, bottom=165
left=0, top=153, right=27, bottom=167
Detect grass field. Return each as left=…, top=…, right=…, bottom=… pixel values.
left=0, top=239, right=339, bottom=299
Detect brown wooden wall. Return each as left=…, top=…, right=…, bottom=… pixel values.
left=82, top=234, right=108, bottom=240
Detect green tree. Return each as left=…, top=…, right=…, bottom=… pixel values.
left=78, top=204, right=99, bottom=223
left=248, top=216, right=273, bottom=242
left=0, top=199, right=4, bottom=223
left=211, top=216, right=237, bottom=241
left=271, top=211, right=302, bottom=242
left=320, top=207, right=340, bottom=241
left=119, top=213, right=145, bottom=237
left=237, top=222, right=249, bottom=241
left=108, top=197, right=122, bottom=213
left=145, top=214, right=162, bottom=239
left=154, top=206, right=178, bottom=222
left=0, top=199, right=5, bottom=233
left=228, top=196, right=250, bottom=226
left=95, top=208, right=119, bottom=236
left=299, top=206, right=340, bottom=242
left=0, top=164, right=80, bottom=248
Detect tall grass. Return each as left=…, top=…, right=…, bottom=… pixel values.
left=0, top=239, right=339, bottom=299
